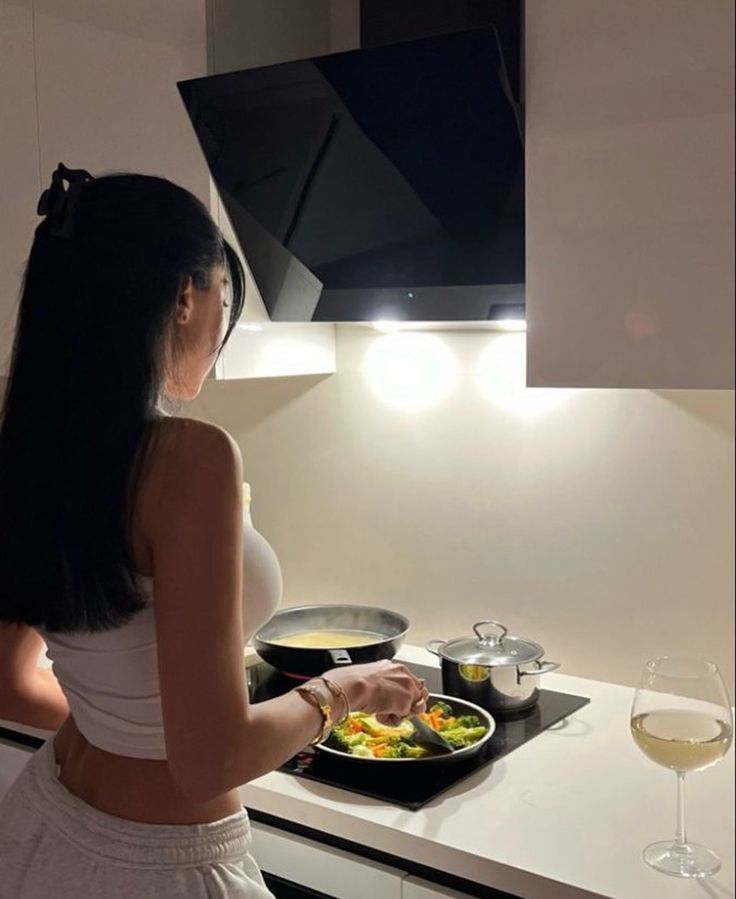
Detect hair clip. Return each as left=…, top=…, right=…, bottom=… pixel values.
left=36, top=163, right=93, bottom=238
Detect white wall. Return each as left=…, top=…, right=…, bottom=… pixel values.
left=189, top=326, right=735, bottom=693
left=1, top=325, right=733, bottom=692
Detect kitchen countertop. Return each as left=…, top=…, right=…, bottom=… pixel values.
left=2, top=646, right=734, bottom=899
left=239, top=646, right=735, bottom=899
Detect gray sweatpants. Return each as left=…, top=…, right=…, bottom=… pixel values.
left=0, top=738, right=275, bottom=898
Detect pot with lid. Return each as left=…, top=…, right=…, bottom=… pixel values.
left=427, top=620, right=560, bottom=716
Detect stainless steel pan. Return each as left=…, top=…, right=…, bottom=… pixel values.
left=317, top=693, right=495, bottom=764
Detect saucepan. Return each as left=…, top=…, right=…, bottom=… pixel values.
left=427, top=620, right=560, bottom=716
left=253, top=604, right=409, bottom=678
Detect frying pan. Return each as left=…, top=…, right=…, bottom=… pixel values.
left=317, top=693, right=496, bottom=764
left=253, top=604, right=409, bottom=678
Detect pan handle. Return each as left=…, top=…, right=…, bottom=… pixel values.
left=328, top=649, right=353, bottom=666
left=425, top=639, right=446, bottom=656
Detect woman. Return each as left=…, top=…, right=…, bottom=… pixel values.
left=0, top=165, right=428, bottom=898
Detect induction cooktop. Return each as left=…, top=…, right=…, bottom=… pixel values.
left=248, top=660, right=589, bottom=810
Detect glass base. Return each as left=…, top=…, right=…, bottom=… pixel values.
left=643, top=841, right=722, bottom=879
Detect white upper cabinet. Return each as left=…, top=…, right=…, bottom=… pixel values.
left=33, top=0, right=211, bottom=209
left=0, top=0, right=39, bottom=375
left=525, top=0, right=734, bottom=388
left=0, top=0, right=334, bottom=380
left=0, top=0, right=211, bottom=377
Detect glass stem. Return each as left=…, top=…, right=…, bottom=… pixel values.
left=674, top=770, right=689, bottom=851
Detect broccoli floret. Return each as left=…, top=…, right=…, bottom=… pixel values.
left=370, top=742, right=428, bottom=759
left=331, top=729, right=368, bottom=750
left=429, top=700, right=453, bottom=716
left=397, top=743, right=426, bottom=758
left=441, top=726, right=488, bottom=749
left=453, top=714, right=483, bottom=729
left=376, top=744, right=403, bottom=758
left=350, top=744, right=374, bottom=758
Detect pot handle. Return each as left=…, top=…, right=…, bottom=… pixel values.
left=473, top=620, right=508, bottom=646
left=425, top=639, right=445, bottom=656
left=519, top=660, right=560, bottom=678
left=328, top=649, right=353, bottom=666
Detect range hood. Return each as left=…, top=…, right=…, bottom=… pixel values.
left=178, top=26, right=524, bottom=322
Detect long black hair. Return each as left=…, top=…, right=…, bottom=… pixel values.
left=0, top=169, right=245, bottom=632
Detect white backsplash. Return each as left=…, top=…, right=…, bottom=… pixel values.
left=189, top=326, right=735, bottom=694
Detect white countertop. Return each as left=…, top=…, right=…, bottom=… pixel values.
left=239, top=646, right=735, bottom=899
left=2, top=647, right=733, bottom=899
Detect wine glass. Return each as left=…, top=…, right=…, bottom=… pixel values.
left=630, top=657, right=733, bottom=878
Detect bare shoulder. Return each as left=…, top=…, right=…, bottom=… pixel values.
left=151, top=417, right=241, bottom=470
left=155, top=417, right=240, bottom=458
left=139, top=417, right=243, bottom=524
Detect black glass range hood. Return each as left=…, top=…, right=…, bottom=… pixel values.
left=178, top=26, right=524, bottom=322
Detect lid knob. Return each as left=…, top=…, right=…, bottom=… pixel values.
left=473, top=620, right=508, bottom=647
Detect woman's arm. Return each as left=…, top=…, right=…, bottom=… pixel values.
left=0, top=623, right=69, bottom=730
left=145, top=420, right=422, bottom=803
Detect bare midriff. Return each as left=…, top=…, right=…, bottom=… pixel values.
left=53, top=716, right=242, bottom=825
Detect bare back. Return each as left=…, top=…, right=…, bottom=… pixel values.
left=54, top=417, right=244, bottom=824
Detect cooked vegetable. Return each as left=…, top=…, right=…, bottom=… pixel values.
left=328, top=704, right=488, bottom=759
left=440, top=726, right=488, bottom=749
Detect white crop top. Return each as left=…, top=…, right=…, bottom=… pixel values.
left=39, top=485, right=282, bottom=760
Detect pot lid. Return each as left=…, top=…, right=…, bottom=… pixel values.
left=437, top=620, right=544, bottom=666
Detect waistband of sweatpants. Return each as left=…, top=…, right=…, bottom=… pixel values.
left=21, top=738, right=253, bottom=868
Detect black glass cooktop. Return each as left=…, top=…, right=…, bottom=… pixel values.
left=248, top=661, right=590, bottom=810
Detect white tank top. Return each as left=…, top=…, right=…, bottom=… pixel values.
left=39, top=485, right=282, bottom=759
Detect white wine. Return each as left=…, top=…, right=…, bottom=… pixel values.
left=631, top=710, right=732, bottom=772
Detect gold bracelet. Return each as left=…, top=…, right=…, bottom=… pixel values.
left=295, top=682, right=333, bottom=745
left=318, top=677, right=350, bottom=724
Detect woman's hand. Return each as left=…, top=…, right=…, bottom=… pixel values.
left=322, top=659, right=429, bottom=725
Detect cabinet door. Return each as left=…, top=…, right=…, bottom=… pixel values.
left=250, top=822, right=405, bottom=899
left=0, top=738, right=33, bottom=801
left=525, top=0, right=734, bottom=388
left=33, top=0, right=210, bottom=208
left=0, top=0, right=39, bottom=376
left=402, top=876, right=476, bottom=899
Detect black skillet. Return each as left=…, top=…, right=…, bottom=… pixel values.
left=253, top=603, right=410, bottom=678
